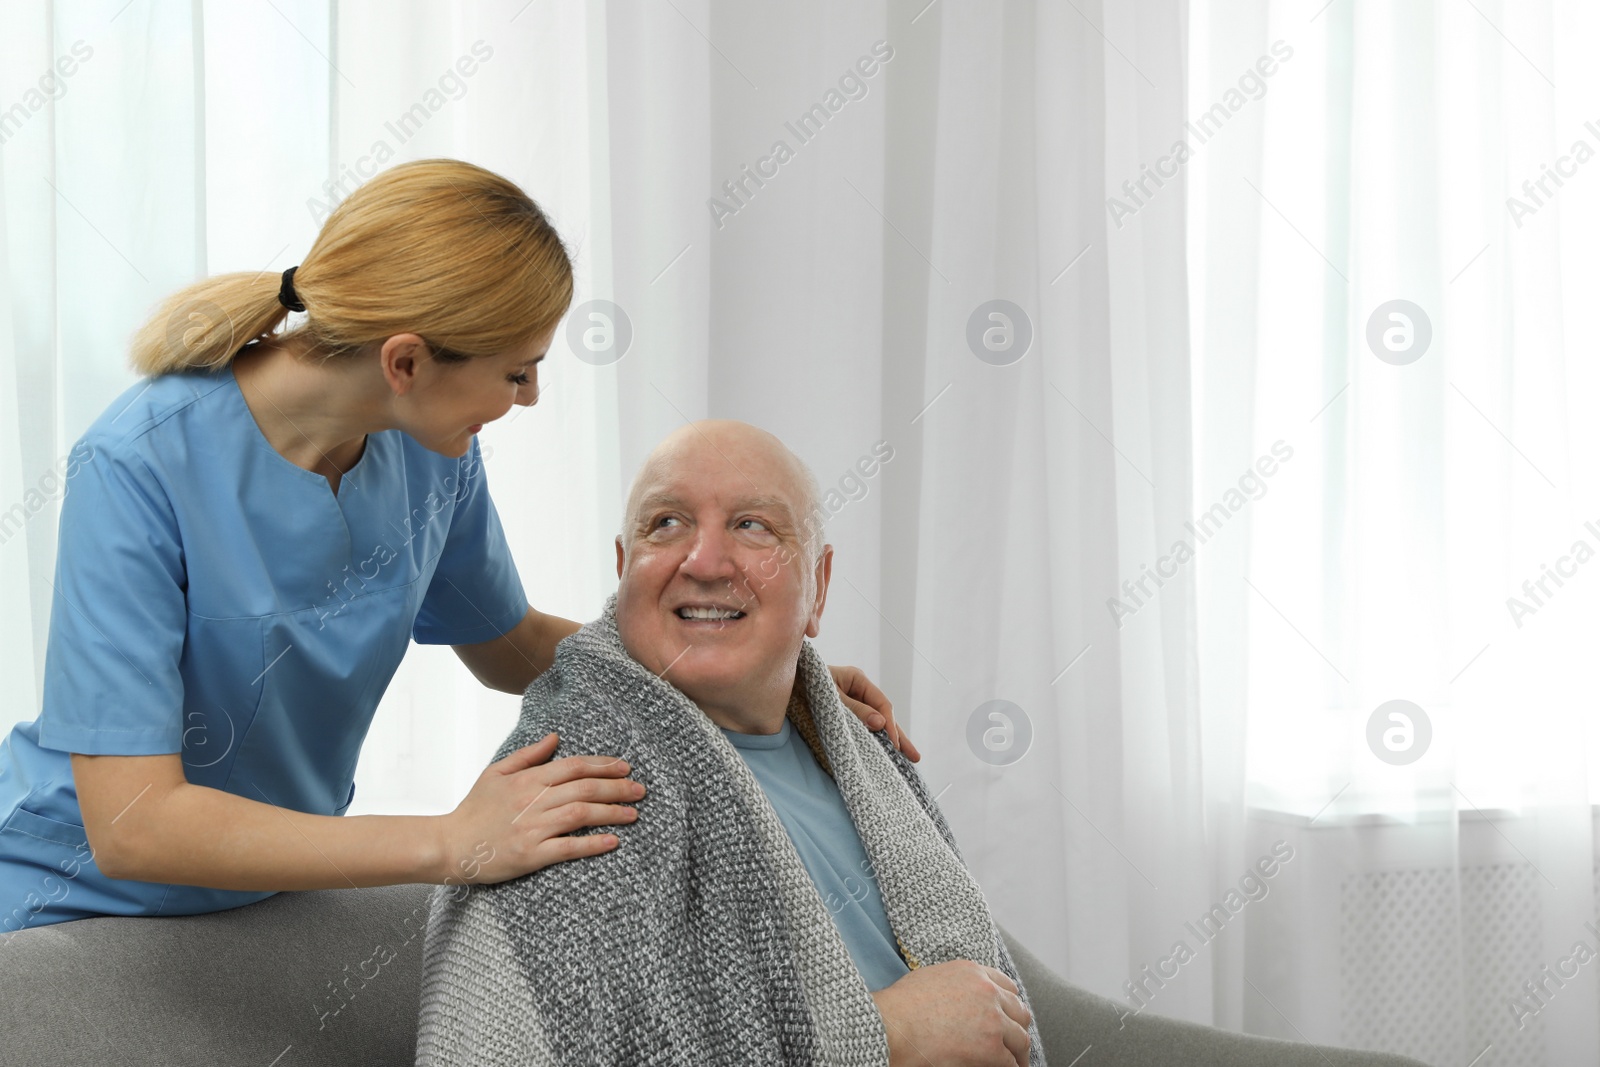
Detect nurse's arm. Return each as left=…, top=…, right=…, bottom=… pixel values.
left=72, top=752, right=442, bottom=890
left=72, top=744, right=638, bottom=892
left=451, top=605, right=581, bottom=695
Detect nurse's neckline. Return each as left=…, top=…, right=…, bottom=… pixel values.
left=227, top=342, right=372, bottom=498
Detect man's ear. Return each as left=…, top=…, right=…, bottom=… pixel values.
left=379, top=333, right=430, bottom=396
left=615, top=536, right=625, bottom=579
left=804, top=544, right=833, bottom=639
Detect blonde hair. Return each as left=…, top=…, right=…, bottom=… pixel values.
left=130, top=159, right=574, bottom=376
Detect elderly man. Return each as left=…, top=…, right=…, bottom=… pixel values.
left=416, top=420, right=1045, bottom=1066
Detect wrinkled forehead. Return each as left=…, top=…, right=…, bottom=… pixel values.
left=628, top=437, right=804, bottom=524
left=634, top=485, right=799, bottom=524
left=617, top=422, right=819, bottom=543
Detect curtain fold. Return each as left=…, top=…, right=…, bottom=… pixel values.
left=1195, top=0, right=1600, bottom=1061
left=3, top=1, right=207, bottom=713
left=2, top=1, right=63, bottom=710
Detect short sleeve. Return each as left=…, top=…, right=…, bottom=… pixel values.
left=411, top=438, right=528, bottom=645
left=37, top=440, right=188, bottom=756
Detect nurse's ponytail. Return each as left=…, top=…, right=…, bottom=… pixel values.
left=128, top=158, right=574, bottom=376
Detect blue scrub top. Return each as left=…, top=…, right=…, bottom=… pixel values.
left=0, top=356, right=528, bottom=933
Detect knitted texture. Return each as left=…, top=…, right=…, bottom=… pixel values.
left=416, top=593, right=1047, bottom=1065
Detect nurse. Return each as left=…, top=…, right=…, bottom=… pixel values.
left=0, top=158, right=913, bottom=934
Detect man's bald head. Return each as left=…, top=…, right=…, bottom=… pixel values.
left=613, top=421, right=836, bottom=730
left=620, top=420, right=825, bottom=574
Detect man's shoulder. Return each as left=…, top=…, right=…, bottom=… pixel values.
left=492, top=660, right=636, bottom=765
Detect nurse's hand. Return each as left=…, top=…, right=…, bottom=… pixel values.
left=829, top=664, right=921, bottom=762
left=433, top=733, right=643, bottom=885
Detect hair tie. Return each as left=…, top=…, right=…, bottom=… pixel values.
left=278, top=265, right=306, bottom=313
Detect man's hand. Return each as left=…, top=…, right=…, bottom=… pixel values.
left=829, top=664, right=923, bottom=762
left=871, top=960, right=1032, bottom=1066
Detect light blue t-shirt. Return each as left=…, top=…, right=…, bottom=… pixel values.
left=719, top=717, right=911, bottom=992
left=0, top=355, right=528, bottom=931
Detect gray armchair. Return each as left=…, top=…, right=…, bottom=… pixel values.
left=0, top=883, right=1428, bottom=1066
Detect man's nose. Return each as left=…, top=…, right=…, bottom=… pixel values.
left=679, top=525, right=740, bottom=581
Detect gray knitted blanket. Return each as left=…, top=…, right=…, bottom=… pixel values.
left=416, top=593, right=1046, bottom=1065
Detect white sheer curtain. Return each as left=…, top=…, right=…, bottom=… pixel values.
left=1193, top=0, right=1600, bottom=1062
left=2, top=0, right=205, bottom=729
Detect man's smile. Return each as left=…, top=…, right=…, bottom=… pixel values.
left=672, top=603, right=748, bottom=627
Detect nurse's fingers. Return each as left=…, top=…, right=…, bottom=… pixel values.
left=492, top=732, right=561, bottom=770
left=533, top=800, right=640, bottom=844
left=446, top=735, right=646, bottom=882
left=502, top=736, right=636, bottom=784
left=496, top=734, right=633, bottom=778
